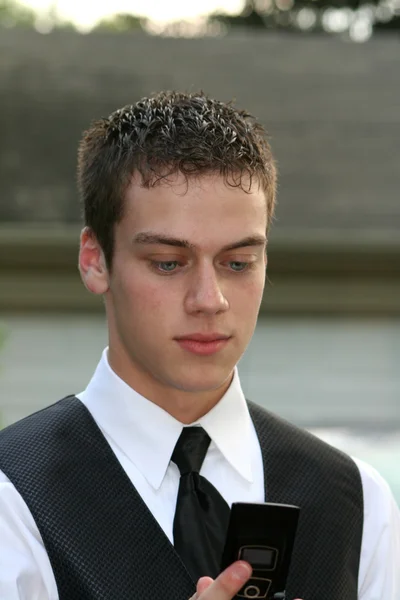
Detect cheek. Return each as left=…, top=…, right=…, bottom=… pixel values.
left=235, top=273, right=265, bottom=302
left=122, top=277, right=172, bottom=314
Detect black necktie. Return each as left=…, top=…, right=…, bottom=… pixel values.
left=171, top=427, right=231, bottom=583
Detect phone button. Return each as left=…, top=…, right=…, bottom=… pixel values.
left=237, top=577, right=272, bottom=599
left=243, top=585, right=260, bottom=597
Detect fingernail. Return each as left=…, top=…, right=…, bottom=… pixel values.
left=232, top=561, right=252, bottom=581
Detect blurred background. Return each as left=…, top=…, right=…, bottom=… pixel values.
left=0, top=0, right=399, bottom=504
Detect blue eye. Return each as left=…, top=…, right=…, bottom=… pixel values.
left=154, top=261, right=179, bottom=272
left=229, top=261, right=248, bottom=272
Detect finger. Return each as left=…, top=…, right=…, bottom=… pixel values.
left=189, top=576, right=215, bottom=599
left=197, top=577, right=214, bottom=595
left=198, top=561, right=252, bottom=600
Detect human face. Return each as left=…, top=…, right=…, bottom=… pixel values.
left=82, top=172, right=267, bottom=417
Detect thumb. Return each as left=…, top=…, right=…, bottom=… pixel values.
left=197, top=576, right=214, bottom=595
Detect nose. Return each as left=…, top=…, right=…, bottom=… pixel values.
left=184, top=264, right=229, bottom=315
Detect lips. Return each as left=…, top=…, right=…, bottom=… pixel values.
left=175, top=333, right=231, bottom=356
left=176, top=333, right=230, bottom=342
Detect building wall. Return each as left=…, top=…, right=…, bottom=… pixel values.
left=1, top=30, right=399, bottom=233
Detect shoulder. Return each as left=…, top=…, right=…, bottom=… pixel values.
left=247, top=400, right=364, bottom=508
left=353, top=457, right=399, bottom=522
left=353, top=458, right=400, bottom=597
left=0, top=396, right=83, bottom=476
left=248, top=399, right=358, bottom=463
left=0, top=396, right=81, bottom=444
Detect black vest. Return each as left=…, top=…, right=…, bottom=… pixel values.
left=0, top=396, right=363, bottom=600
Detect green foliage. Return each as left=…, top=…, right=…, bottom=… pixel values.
left=210, top=0, right=400, bottom=34
left=0, top=0, right=398, bottom=38
left=0, top=0, right=35, bottom=27
left=0, top=0, right=76, bottom=30
left=93, top=13, right=146, bottom=32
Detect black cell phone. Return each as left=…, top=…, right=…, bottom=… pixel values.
left=220, top=502, right=300, bottom=600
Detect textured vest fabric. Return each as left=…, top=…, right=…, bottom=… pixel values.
left=248, top=401, right=363, bottom=599
left=0, top=396, right=363, bottom=600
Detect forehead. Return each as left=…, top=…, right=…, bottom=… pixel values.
left=121, top=172, right=267, bottom=248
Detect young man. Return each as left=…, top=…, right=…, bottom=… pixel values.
left=0, top=91, right=399, bottom=600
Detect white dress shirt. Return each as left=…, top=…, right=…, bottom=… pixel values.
left=0, top=348, right=399, bottom=600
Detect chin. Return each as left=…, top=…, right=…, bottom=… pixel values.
left=173, top=364, right=234, bottom=394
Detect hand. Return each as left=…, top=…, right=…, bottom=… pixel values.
left=188, top=561, right=304, bottom=600
left=190, top=561, right=252, bottom=600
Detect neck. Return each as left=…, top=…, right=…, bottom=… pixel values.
left=107, top=348, right=233, bottom=424
left=150, top=384, right=231, bottom=424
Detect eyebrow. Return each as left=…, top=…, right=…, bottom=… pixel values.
left=132, top=232, right=267, bottom=252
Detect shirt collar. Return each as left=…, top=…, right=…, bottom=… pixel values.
left=78, top=348, right=253, bottom=490
left=198, top=371, right=253, bottom=483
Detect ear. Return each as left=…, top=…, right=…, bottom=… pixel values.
left=78, top=227, right=109, bottom=295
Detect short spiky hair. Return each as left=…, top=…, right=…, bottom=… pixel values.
left=77, top=91, right=277, bottom=269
